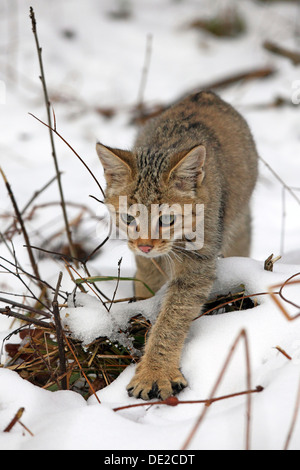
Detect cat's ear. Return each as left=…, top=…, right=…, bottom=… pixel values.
left=96, top=143, right=135, bottom=187
left=167, top=145, right=206, bottom=193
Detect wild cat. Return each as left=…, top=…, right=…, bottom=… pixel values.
left=96, top=91, right=258, bottom=400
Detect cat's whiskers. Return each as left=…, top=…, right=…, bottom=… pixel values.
left=172, top=243, right=202, bottom=260
left=164, top=252, right=175, bottom=276
left=169, top=249, right=182, bottom=263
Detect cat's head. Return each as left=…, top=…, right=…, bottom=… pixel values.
left=96, top=143, right=205, bottom=258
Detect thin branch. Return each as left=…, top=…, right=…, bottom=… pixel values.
left=181, top=329, right=252, bottom=450
left=29, top=7, right=77, bottom=263
left=274, top=346, right=292, bottom=361
left=0, top=296, right=51, bottom=318
left=3, top=406, right=34, bottom=436
left=52, top=272, right=67, bottom=390
left=278, top=272, right=300, bottom=310
left=113, top=386, right=263, bottom=412
left=0, top=255, right=67, bottom=303
left=137, top=34, right=153, bottom=109
left=2, top=174, right=59, bottom=238
left=26, top=244, right=85, bottom=263
left=196, top=290, right=279, bottom=319
left=63, top=333, right=101, bottom=404
left=269, top=275, right=300, bottom=321
left=263, top=40, right=300, bottom=66
left=4, top=407, right=25, bottom=432
left=0, top=167, right=43, bottom=290
left=259, top=155, right=300, bottom=207
left=108, top=258, right=122, bottom=312
left=284, top=377, right=300, bottom=450
left=0, top=260, right=50, bottom=312
left=29, top=112, right=105, bottom=199
left=0, top=307, right=51, bottom=328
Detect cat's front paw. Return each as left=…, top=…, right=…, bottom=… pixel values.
left=126, top=362, right=187, bottom=400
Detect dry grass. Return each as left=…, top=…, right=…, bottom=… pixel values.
left=2, top=285, right=254, bottom=398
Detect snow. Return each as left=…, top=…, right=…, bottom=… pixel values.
left=1, top=0, right=300, bottom=451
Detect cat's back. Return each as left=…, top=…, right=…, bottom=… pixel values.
left=134, top=90, right=258, bottom=194
left=136, top=91, right=254, bottom=154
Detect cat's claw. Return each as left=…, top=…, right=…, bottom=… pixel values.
left=126, top=368, right=188, bottom=401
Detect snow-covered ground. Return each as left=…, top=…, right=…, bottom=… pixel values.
left=0, top=0, right=300, bottom=450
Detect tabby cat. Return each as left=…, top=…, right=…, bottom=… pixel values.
left=96, top=91, right=258, bottom=400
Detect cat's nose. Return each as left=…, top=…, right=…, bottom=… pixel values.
left=138, top=244, right=153, bottom=254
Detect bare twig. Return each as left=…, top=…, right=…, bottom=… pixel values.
left=133, top=66, right=276, bottom=124
left=0, top=255, right=67, bottom=304
left=181, top=329, right=252, bottom=450
left=278, top=272, right=300, bottom=310
left=4, top=407, right=25, bottom=432
left=113, top=386, right=263, bottom=412
left=269, top=275, right=300, bottom=321
left=2, top=174, right=59, bottom=239
left=259, top=156, right=300, bottom=207
left=196, top=290, right=278, bottom=319
left=52, top=272, right=67, bottom=390
left=0, top=296, right=51, bottom=318
left=281, top=186, right=286, bottom=254
left=199, top=66, right=276, bottom=91
left=274, top=346, right=292, bottom=361
left=63, top=333, right=101, bottom=404
left=0, top=307, right=51, bottom=329
left=137, top=34, right=153, bottom=109
left=29, top=7, right=77, bottom=263
left=29, top=112, right=105, bottom=199
left=0, top=167, right=43, bottom=290
left=284, top=377, right=300, bottom=450
left=3, top=406, right=34, bottom=436
left=263, top=40, right=300, bottom=66
left=26, top=244, right=85, bottom=264
left=108, top=258, right=122, bottom=312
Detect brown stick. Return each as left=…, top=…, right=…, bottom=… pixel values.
left=3, top=174, right=59, bottom=239
left=263, top=41, right=300, bottom=66
left=29, top=7, right=77, bottom=264
left=259, top=156, right=300, bottom=207
left=4, top=407, right=25, bottom=432
left=113, top=386, right=263, bottom=412
left=63, top=333, right=101, bottom=404
left=0, top=167, right=43, bottom=290
left=181, top=329, right=252, bottom=450
left=133, top=67, right=276, bottom=124
left=108, top=258, right=122, bottom=312
left=196, top=290, right=279, bottom=319
left=278, top=272, right=300, bottom=310
left=29, top=112, right=105, bottom=199
left=284, top=377, right=300, bottom=450
left=136, top=33, right=153, bottom=109
left=52, top=272, right=67, bottom=390
left=0, top=296, right=51, bottom=318
left=269, top=276, right=300, bottom=321
left=274, top=346, right=292, bottom=361
left=0, top=307, right=51, bottom=328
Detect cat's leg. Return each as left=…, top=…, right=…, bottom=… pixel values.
left=134, top=255, right=168, bottom=299
left=127, top=258, right=216, bottom=400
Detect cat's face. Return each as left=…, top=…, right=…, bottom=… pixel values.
left=96, top=143, right=205, bottom=258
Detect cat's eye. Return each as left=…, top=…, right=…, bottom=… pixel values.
left=120, top=213, right=136, bottom=225
left=159, top=214, right=176, bottom=227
